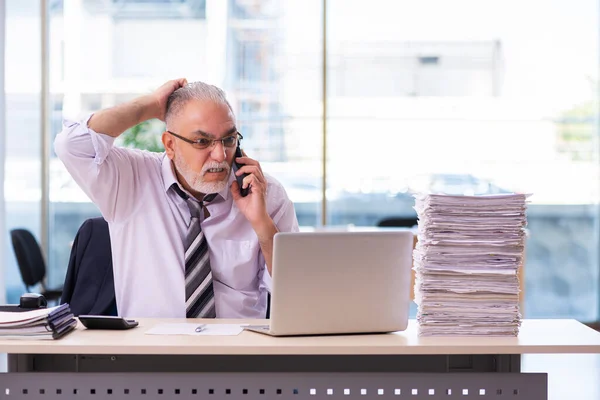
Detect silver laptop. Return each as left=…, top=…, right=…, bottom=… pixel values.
left=245, top=230, right=413, bottom=336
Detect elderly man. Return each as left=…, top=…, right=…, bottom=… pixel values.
left=54, top=79, right=299, bottom=318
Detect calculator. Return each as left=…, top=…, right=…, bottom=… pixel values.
left=78, top=315, right=139, bottom=330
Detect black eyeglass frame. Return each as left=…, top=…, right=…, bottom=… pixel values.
left=167, top=130, right=243, bottom=150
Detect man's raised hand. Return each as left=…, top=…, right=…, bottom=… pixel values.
left=152, top=78, right=188, bottom=121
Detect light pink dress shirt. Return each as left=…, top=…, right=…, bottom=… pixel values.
left=54, top=115, right=299, bottom=318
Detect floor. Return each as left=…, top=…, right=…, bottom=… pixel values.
left=0, top=353, right=598, bottom=398
left=521, top=354, right=600, bottom=399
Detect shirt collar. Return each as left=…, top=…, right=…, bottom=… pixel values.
left=161, top=153, right=231, bottom=201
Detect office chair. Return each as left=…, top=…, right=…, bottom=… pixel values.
left=377, top=216, right=419, bottom=228
left=61, top=217, right=117, bottom=316
left=10, top=228, right=63, bottom=303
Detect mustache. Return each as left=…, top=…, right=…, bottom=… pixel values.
left=202, top=161, right=230, bottom=174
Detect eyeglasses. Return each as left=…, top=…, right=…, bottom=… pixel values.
left=167, top=131, right=242, bottom=150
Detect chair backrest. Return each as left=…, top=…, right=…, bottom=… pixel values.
left=377, top=216, right=419, bottom=228
left=10, top=229, right=46, bottom=288
left=61, top=217, right=117, bottom=316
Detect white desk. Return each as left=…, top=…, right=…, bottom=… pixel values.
left=1, top=319, right=599, bottom=399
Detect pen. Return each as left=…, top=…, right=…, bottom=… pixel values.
left=195, top=324, right=207, bottom=333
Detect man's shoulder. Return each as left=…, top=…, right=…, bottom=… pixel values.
left=265, top=173, right=284, bottom=190
left=264, top=173, right=291, bottom=201
left=114, top=147, right=165, bottom=166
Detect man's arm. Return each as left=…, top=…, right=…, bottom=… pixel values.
left=255, top=192, right=299, bottom=278
left=87, top=95, right=157, bottom=138
left=229, top=152, right=286, bottom=275
left=254, top=219, right=279, bottom=276
left=54, top=79, right=187, bottom=222
left=230, top=161, right=299, bottom=276
left=88, top=79, right=187, bottom=137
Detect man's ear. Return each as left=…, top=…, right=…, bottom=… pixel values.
left=162, top=131, right=175, bottom=159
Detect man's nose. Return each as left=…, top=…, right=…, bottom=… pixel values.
left=209, top=141, right=226, bottom=162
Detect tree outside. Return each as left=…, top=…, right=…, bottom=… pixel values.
left=118, top=119, right=165, bottom=153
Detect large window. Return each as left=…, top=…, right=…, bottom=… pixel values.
left=42, top=0, right=322, bottom=296
left=4, top=0, right=600, bottom=322
left=4, top=0, right=43, bottom=302
left=327, top=0, right=599, bottom=320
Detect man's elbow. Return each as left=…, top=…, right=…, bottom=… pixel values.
left=53, top=130, right=68, bottom=160
left=53, top=119, right=81, bottom=161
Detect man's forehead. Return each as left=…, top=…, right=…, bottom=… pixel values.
left=168, top=101, right=236, bottom=137
left=189, top=126, right=237, bottom=138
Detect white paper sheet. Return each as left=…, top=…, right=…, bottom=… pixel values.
left=145, top=323, right=244, bottom=336
left=0, top=305, right=64, bottom=325
left=412, top=193, right=529, bottom=336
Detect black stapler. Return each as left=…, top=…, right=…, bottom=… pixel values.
left=19, top=293, right=48, bottom=309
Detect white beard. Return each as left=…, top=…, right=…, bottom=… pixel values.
left=173, top=149, right=231, bottom=195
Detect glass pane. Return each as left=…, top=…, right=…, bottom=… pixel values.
left=327, top=0, right=599, bottom=320
left=5, top=0, right=43, bottom=303
left=48, top=0, right=322, bottom=286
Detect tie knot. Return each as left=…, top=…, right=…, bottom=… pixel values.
left=204, top=193, right=218, bottom=203
left=172, top=184, right=217, bottom=219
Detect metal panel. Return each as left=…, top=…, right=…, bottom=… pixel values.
left=0, top=372, right=546, bottom=399
left=9, top=354, right=521, bottom=373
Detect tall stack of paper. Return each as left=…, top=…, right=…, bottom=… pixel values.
left=0, top=304, right=76, bottom=339
left=413, top=193, right=528, bottom=336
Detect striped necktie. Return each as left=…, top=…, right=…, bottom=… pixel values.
left=174, top=185, right=217, bottom=318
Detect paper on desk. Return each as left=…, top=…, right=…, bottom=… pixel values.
left=0, top=305, right=64, bottom=324
left=412, top=193, right=529, bottom=336
left=145, top=323, right=244, bottom=336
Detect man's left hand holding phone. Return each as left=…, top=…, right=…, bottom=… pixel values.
left=230, top=145, right=271, bottom=226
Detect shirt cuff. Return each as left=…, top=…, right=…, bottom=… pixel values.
left=63, top=113, right=117, bottom=165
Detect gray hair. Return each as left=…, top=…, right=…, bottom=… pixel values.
left=165, top=81, right=234, bottom=126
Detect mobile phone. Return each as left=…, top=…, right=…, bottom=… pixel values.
left=78, top=315, right=139, bottom=330
left=233, top=145, right=250, bottom=197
